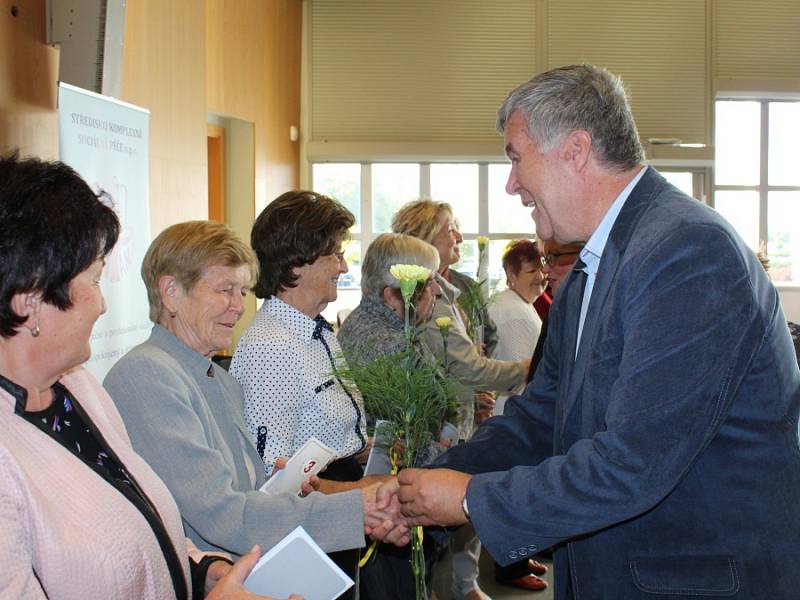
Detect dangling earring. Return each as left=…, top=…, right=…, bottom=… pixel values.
left=30, top=324, right=40, bottom=337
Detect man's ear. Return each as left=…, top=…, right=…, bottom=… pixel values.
left=560, top=130, right=592, bottom=173
left=158, top=275, right=181, bottom=314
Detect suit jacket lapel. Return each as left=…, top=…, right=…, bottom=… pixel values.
left=554, top=267, right=586, bottom=445
left=560, top=246, right=621, bottom=438
left=558, top=168, right=668, bottom=440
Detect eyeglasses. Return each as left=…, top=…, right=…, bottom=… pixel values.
left=541, top=250, right=581, bottom=267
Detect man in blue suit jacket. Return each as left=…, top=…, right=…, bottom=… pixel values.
left=381, top=64, right=800, bottom=598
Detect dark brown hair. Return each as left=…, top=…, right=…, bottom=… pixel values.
left=0, top=153, right=119, bottom=338
left=251, top=191, right=354, bottom=298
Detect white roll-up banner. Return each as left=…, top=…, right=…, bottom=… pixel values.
left=58, top=82, right=152, bottom=381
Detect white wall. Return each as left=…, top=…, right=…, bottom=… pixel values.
left=778, top=286, right=800, bottom=322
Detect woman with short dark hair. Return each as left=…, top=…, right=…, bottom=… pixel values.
left=0, top=153, right=288, bottom=599
left=250, top=190, right=356, bottom=301
left=231, top=191, right=368, bottom=597
left=232, top=191, right=365, bottom=477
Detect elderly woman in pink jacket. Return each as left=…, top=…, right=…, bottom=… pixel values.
left=0, top=153, right=298, bottom=600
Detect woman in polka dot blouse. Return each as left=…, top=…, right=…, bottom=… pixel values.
left=231, top=192, right=374, bottom=595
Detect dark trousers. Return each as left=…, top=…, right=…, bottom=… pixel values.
left=320, top=455, right=364, bottom=600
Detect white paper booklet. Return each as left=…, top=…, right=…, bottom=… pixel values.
left=244, top=526, right=354, bottom=600
left=363, top=419, right=394, bottom=476
left=259, top=437, right=338, bottom=496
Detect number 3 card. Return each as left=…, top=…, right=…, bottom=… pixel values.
left=259, top=437, right=338, bottom=496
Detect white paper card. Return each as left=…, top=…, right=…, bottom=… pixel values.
left=259, top=437, right=338, bottom=496
left=364, top=419, right=394, bottom=476
left=244, top=526, right=354, bottom=600
left=439, top=421, right=459, bottom=448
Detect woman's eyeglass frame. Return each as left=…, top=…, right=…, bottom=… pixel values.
left=540, top=250, right=581, bottom=267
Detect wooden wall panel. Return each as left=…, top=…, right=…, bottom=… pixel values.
left=0, top=0, right=59, bottom=158
left=121, top=0, right=209, bottom=235
left=206, top=0, right=302, bottom=214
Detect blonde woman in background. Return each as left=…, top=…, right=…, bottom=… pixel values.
left=392, top=198, right=528, bottom=600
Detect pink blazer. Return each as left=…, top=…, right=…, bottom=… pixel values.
left=0, top=368, right=207, bottom=599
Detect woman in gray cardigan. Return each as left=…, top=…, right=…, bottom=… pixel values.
left=104, top=221, right=406, bottom=564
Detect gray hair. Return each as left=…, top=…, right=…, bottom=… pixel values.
left=496, top=64, right=645, bottom=171
left=142, top=221, right=257, bottom=322
left=361, top=233, right=440, bottom=302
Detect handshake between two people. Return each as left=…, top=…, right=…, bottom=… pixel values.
left=354, top=468, right=475, bottom=546
left=280, top=453, right=473, bottom=545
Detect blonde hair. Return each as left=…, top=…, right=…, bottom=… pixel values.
left=361, top=233, right=440, bottom=302
left=391, top=198, right=453, bottom=243
left=142, top=221, right=258, bottom=322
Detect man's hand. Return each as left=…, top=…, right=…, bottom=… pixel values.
left=361, top=479, right=410, bottom=546
left=205, top=545, right=304, bottom=599
left=397, top=468, right=472, bottom=527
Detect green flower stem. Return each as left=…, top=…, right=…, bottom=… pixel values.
left=402, top=287, right=427, bottom=599
left=410, top=526, right=426, bottom=600
left=441, top=331, right=449, bottom=372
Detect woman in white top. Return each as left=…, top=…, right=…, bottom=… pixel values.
left=488, top=239, right=547, bottom=413
left=486, top=238, right=551, bottom=592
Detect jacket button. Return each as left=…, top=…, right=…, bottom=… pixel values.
left=518, top=548, right=528, bottom=556
left=528, top=545, right=538, bottom=552
left=509, top=551, right=518, bottom=559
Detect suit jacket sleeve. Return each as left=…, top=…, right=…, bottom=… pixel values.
left=431, top=293, right=560, bottom=474
left=445, top=223, right=767, bottom=565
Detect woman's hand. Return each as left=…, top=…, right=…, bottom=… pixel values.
left=206, top=545, right=304, bottom=600
left=355, top=436, right=373, bottom=465
left=474, top=391, right=496, bottom=424
left=299, top=475, right=321, bottom=497
left=205, top=559, right=233, bottom=595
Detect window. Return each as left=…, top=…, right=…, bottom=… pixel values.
left=312, top=159, right=712, bottom=321
left=714, top=99, right=800, bottom=282
left=311, top=162, right=540, bottom=320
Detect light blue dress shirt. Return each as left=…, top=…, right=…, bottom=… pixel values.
left=576, top=166, right=648, bottom=355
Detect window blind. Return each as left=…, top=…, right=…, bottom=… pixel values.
left=715, top=0, right=800, bottom=82
left=310, top=0, right=537, bottom=143
left=547, top=0, right=709, bottom=145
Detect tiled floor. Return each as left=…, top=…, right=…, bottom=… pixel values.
left=432, top=545, right=554, bottom=600
left=475, top=548, right=553, bottom=600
